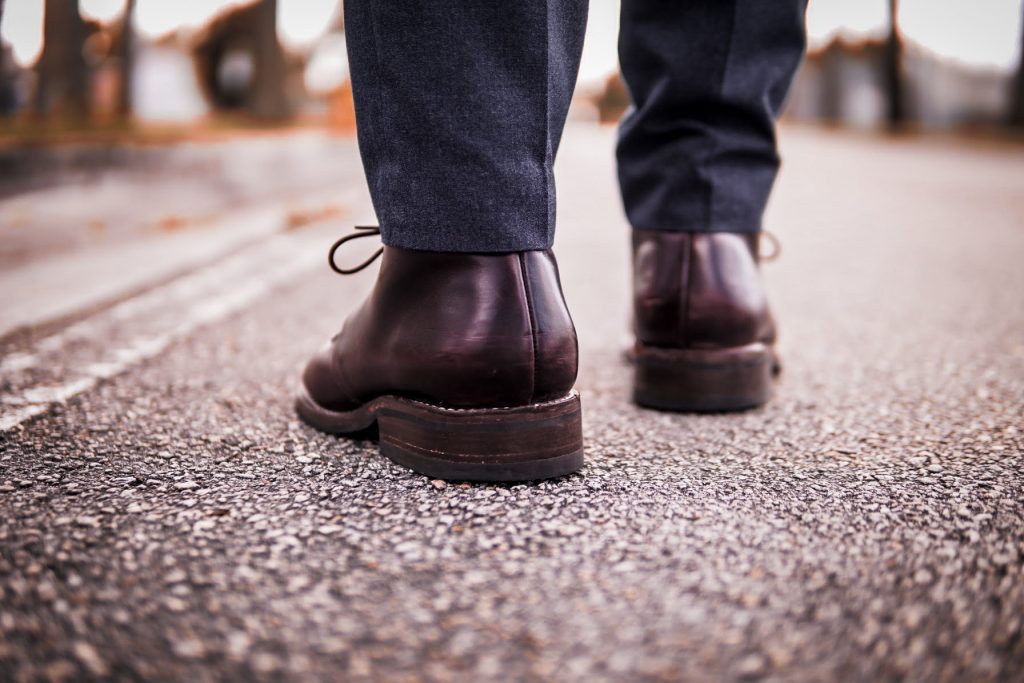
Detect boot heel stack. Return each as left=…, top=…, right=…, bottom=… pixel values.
left=377, top=392, right=584, bottom=481
left=633, top=342, right=772, bottom=412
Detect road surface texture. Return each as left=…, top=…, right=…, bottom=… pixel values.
left=1, top=125, right=1022, bottom=681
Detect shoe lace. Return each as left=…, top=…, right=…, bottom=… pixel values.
left=759, top=231, right=781, bottom=262
left=328, top=225, right=383, bottom=274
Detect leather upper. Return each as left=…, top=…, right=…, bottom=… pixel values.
left=632, top=230, right=776, bottom=349
left=303, top=247, right=578, bottom=411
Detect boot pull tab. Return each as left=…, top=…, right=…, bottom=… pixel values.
left=328, top=226, right=383, bottom=275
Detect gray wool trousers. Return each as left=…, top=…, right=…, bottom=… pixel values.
left=344, top=0, right=808, bottom=252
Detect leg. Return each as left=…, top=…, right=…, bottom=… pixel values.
left=297, top=1, right=590, bottom=481
left=344, top=0, right=588, bottom=252
left=619, top=1, right=807, bottom=411
left=617, top=0, right=807, bottom=234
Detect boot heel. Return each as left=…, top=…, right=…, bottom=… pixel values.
left=633, top=343, right=772, bottom=412
left=376, top=392, right=584, bottom=482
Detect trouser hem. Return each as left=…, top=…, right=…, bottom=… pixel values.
left=381, top=225, right=552, bottom=254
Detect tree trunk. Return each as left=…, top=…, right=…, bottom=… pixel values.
left=34, top=0, right=90, bottom=120
left=0, top=0, right=12, bottom=117
left=884, top=0, right=905, bottom=130
left=118, top=0, right=136, bottom=118
left=248, top=0, right=290, bottom=121
left=1009, top=6, right=1024, bottom=128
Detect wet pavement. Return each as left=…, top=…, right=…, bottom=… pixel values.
left=1, top=125, right=1022, bottom=681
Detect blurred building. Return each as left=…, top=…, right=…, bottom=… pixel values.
left=785, top=37, right=1012, bottom=130
left=192, top=0, right=295, bottom=121
left=0, top=0, right=354, bottom=128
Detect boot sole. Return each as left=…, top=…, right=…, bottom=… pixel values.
left=633, top=342, right=775, bottom=412
left=295, top=388, right=584, bottom=482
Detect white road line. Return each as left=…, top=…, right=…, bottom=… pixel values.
left=0, top=206, right=282, bottom=338
left=0, top=225, right=341, bottom=433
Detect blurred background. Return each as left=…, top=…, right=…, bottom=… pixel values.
left=1, top=0, right=1022, bottom=161
left=1, top=0, right=1022, bottom=132
left=0, top=0, right=1019, bottom=129
left=2, top=0, right=1024, bottom=131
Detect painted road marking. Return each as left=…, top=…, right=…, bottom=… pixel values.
left=0, top=221, right=348, bottom=432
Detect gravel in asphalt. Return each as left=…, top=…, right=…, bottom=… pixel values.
left=0, top=125, right=1022, bottom=681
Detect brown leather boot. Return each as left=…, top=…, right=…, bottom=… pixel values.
left=296, top=234, right=583, bottom=482
left=632, top=230, right=778, bottom=411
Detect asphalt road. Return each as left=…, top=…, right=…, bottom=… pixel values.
left=1, top=125, right=1022, bottom=681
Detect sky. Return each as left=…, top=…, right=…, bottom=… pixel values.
left=2, top=0, right=1022, bottom=82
